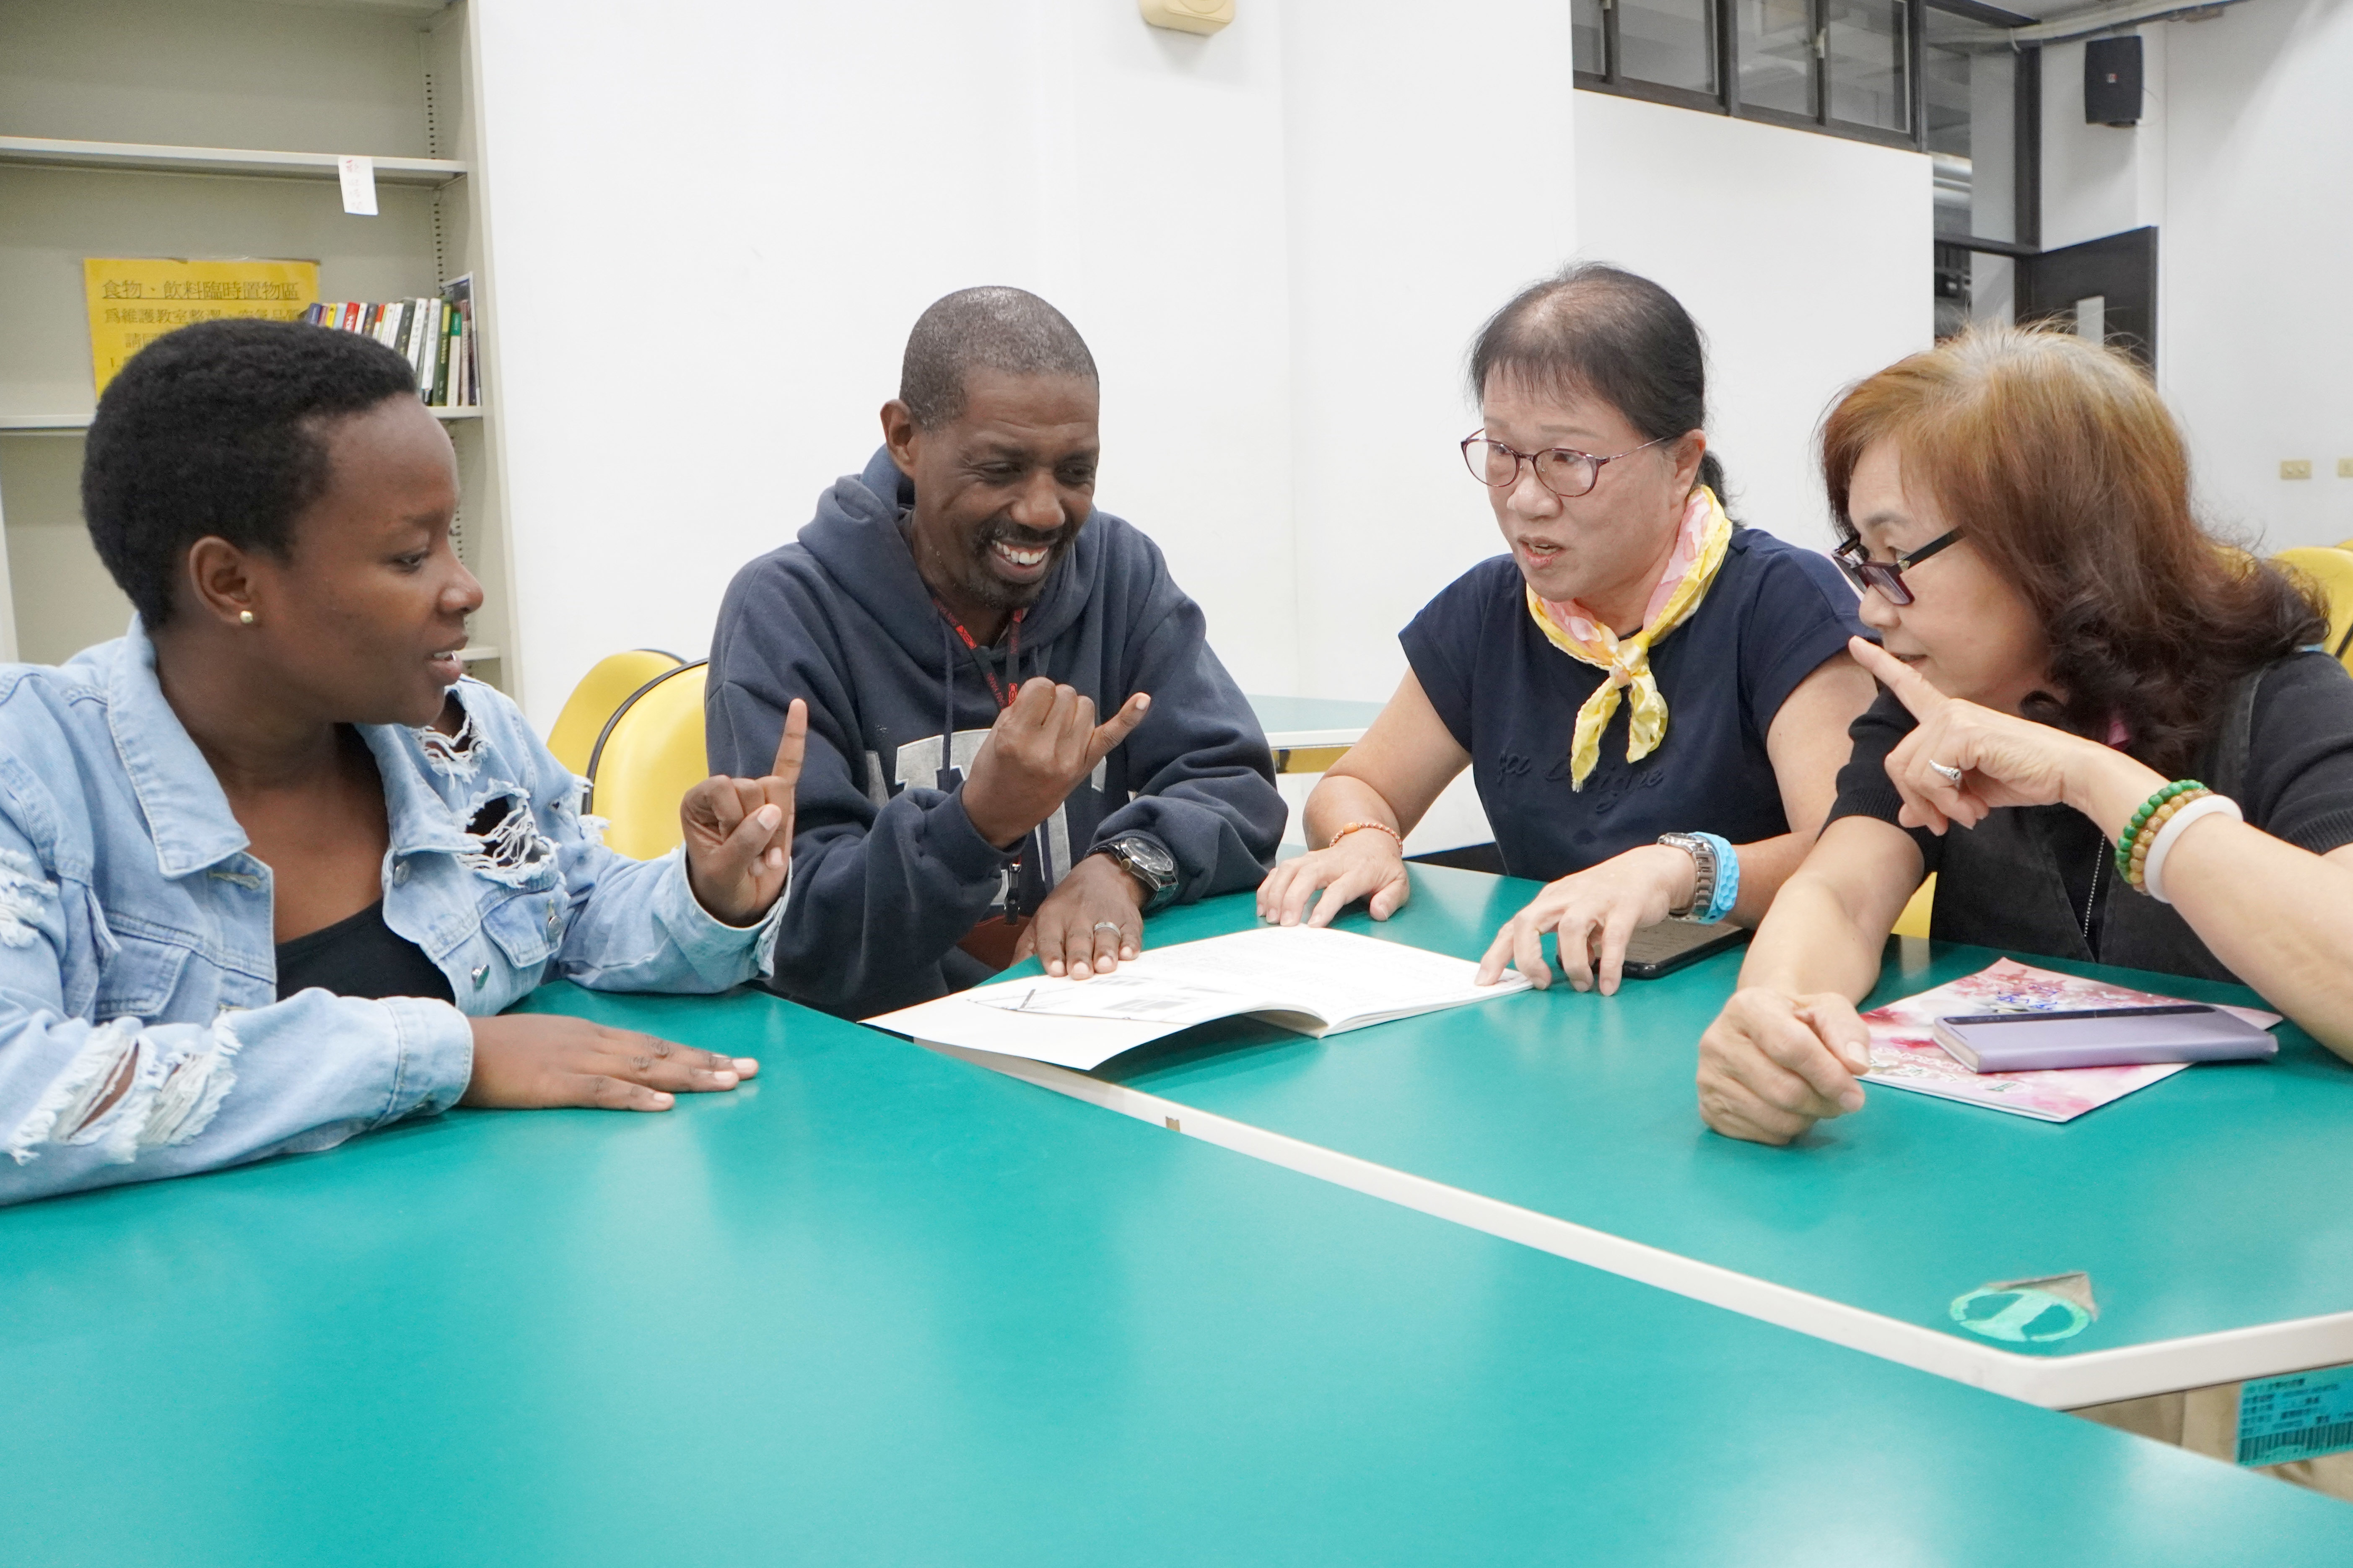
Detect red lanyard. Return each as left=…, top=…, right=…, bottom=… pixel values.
left=934, top=601, right=1025, bottom=710
left=932, top=599, right=1035, bottom=925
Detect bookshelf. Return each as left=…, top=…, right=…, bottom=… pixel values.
left=0, top=0, right=515, bottom=695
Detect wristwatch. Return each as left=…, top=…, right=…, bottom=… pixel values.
left=1095, top=833, right=1179, bottom=913
left=1656, top=832, right=1720, bottom=923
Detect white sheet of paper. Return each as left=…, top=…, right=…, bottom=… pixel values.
left=870, top=996, right=1170, bottom=1070
left=337, top=154, right=378, bottom=216
left=970, top=970, right=1262, bottom=1025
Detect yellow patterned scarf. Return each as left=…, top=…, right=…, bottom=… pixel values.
left=1524, top=485, right=1733, bottom=790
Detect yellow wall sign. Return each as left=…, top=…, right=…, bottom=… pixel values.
left=83, top=258, right=320, bottom=397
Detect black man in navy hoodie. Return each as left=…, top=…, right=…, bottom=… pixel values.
left=707, top=288, right=1284, bottom=1019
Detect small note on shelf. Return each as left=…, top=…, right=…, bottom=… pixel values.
left=337, top=155, right=378, bottom=217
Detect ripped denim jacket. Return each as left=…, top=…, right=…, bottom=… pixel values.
left=0, top=623, right=783, bottom=1206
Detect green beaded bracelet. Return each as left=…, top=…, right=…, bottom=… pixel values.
left=2114, top=779, right=2208, bottom=879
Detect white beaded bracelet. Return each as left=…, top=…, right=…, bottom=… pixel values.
left=2142, top=793, right=2244, bottom=905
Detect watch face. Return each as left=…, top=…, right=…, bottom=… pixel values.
left=1118, top=836, right=1176, bottom=884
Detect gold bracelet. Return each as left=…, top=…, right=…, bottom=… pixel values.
left=1331, top=820, right=1403, bottom=851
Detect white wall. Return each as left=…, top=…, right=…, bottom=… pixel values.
left=2040, top=0, right=2353, bottom=550
left=2039, top=31, right=2170, bottom=252
left=473, top=1, right=1302, bottom=724
left=1573, top=94, right=1935, bottom=552
left=1279, top=1, right=1577, bottom=705
left=473, top=3, right=1935, bottom=744
left=2157, top=0, right=2353, bottom=549
left=472, top=0, right=1577, bottom=729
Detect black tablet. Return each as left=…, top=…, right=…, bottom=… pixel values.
left=1618, top=920, right=1751, bottom=980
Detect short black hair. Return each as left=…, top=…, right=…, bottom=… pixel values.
left=1468, top=262, right=1730, bottom=505
left=82, top=317, right=422, bottom=627
left=898, top=286, right=1098, bottom=430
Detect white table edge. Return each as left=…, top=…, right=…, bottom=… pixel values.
left=1263, top=726, right=1369, bottom=749
left=925, top=1041, right=2353, bottom=1411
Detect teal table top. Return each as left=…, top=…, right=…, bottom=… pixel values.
left=8, top=983, right=2349, bottom=1561
left=1051, top=864, right=2353, bottom=1407
left=1246, top=691, right=1385, bottom=746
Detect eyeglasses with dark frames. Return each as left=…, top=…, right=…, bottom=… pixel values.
left=1833, top=529, right=1962, bottom=607
left=1461, top=430, right=1674, bottom=500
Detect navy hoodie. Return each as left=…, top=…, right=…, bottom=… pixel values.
left=707, top=446, right=1284, bottom=1019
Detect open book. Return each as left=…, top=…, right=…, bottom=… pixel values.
left=863, top=925, right=1531, bottom=1071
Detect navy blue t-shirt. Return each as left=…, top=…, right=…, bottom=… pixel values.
left=1401, top=528, right=1865, bottom=882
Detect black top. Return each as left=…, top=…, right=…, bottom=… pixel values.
left=1400, top=529, right=1865, bottom=882
left=275, top=900, right=454, bottom=1003
left=1826, top=651, right=2353, bottom=978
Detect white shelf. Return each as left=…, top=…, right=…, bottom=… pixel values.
left=2, top=405, right=482, bottom=433
left=0, top=136, right=467, bottom=186
left=1, top=0, right=513, bottom=689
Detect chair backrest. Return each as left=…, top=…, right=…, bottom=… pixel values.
left=2273, top=547, right=2353, bottom=666
left=1892, top=872, right=1935, bottom=940
left=584, top=661, right=709, bottom=860
left=546, top=649, right=684, bottom=777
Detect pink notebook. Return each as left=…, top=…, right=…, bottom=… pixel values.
left=1860, top=958, right=2282, bottom=1123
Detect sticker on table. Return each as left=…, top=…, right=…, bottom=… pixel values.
left=2237, top=1366, right=2353, bottom=1466
left=1949, top=1271, right=2096, bottom=1344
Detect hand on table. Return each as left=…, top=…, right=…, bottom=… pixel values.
left=1015, top=852, right=1147, bottom=978
left=963, top=679, right=1151, bottom=849
left=683, top=698, right=807, bottom=926
left=462, top=1014, right=759, bottom=1112
left=1850, top=638, right=2154, bottom=836
left=1694, top=987, right=1873, bottom=1145
left=1256, top=828, right=1410, bottom=928
left=1474, top=844, right=1695, bottom=995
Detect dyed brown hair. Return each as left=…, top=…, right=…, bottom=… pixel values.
left=1822, top=326, right=2324, bottom=777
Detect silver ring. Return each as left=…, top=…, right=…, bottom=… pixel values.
left=1092, top=921, right=1124, bottom=934
left=1929, top=761, right=1964, bottom=785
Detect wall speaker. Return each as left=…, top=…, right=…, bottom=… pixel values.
left=2085, top=36, right=2143, bottom=126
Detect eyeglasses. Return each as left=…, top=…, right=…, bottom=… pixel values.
left=1833, top=530, right=1962, bottom=606
left=1461, top=430, right=1673, bottom=500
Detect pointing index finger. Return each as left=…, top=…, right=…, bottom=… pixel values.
left=1847, top=635, right=1945, bottom=718
left=768, top=697, right=809, bottom=782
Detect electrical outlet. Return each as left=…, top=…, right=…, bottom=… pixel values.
left=2340, top=458, right=2353, bottom=479
left=2281, top=459, right=2313, bottom=480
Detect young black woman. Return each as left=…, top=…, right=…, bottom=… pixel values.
left=0, top=319, right=807, bottom=1204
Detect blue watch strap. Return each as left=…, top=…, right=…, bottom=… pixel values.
left=1693, top=832, right=1738, bottom=924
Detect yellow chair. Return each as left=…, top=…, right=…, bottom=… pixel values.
left=546, top=649, right=684, bottom=777
left=1892, top=873, right=1935, bottom=940
left=584, top=661, right=710, bottom=860
left=2274, top=547, right=2353, bottom=666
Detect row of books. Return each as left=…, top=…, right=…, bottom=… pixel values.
left=302, top=278, right=480, bottom=408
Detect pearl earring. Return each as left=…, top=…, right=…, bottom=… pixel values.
left=239, top=611, right=255, bottom=625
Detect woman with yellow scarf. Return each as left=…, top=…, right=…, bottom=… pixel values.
left=1258, top=265, right=1876, bottom=993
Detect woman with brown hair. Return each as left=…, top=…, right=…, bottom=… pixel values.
left=1696, top=326, right=2353, bottom=1147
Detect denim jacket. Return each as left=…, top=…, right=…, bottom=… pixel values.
left=0, top=623, right=783, bottom=1205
